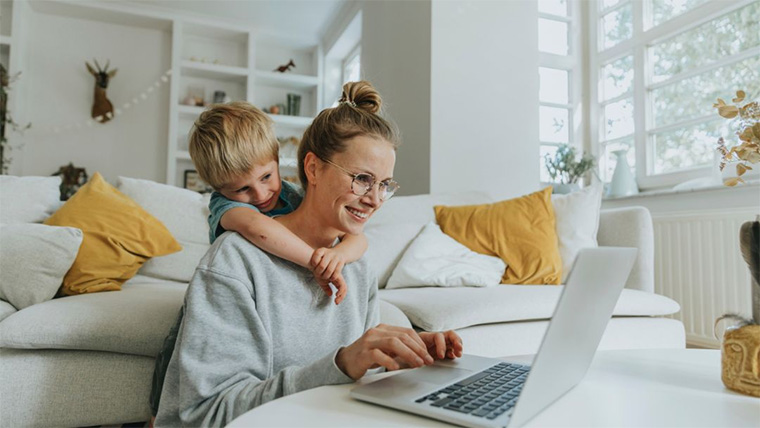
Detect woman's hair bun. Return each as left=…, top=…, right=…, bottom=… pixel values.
left=340, top=80, right=382, bottom=114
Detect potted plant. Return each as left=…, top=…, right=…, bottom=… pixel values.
left=715, top=90, right=760, bottom=186
left=0, top=65, right=31, bottom=175
left=543, top=143, right=596, bottom=194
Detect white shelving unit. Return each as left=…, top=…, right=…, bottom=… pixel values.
left=166, top=21, right=322, bottom=187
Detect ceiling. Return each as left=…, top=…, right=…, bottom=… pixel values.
left=129, top=0, right=345, bottom=42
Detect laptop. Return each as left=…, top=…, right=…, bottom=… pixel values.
left=351, top=247, right=637, bottom=428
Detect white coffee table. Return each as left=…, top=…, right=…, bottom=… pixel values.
left=229, top=349, right=759, bottom=427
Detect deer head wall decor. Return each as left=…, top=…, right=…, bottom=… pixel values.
left=85, top=59, right=117, bottom=123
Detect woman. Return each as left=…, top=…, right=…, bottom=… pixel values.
left=155, top=81, right=463, bottom=427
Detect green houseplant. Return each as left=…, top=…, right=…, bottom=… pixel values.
left=544, top=143, right=596, bottom=193
left=0, top=65, right=31, bottom=174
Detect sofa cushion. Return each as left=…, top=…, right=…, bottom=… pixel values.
left=0, top=278, right=186, bottom=357
left=0, top=224, right=83, bottom=309
left=0, top=175, right=61, bottom=223
left=44, top=173, right=182, bottom=295
left=552, top=184, right=602, bottom=283
left=378, top=286, right=681, bottom=331
left=386, top=222, right=505, bottom=289
left=118, top=176, right=211, bottom=282
left=434, top=187, right=562, bottom=284
left=379, top=300, right=413, bottom=329
left=366, top=191, right=493, bottom=288
left=0, top=300, right=16, bottom=323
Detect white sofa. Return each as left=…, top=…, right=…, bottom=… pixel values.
left=0, top=177, right=684, bottom=427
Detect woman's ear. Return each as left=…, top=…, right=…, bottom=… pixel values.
left=303, top=152, right=320, bottom=186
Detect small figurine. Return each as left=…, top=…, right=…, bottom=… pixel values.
left=53, top=163, right=88, bottom=201
left=274, top=59, right=295, bottom=73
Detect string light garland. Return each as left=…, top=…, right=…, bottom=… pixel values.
left=34, top=69, right=173, bottom=136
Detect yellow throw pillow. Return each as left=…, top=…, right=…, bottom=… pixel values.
left=434, top=187, right=562, bottom=285
left=44, top=172, right=182, bottom=295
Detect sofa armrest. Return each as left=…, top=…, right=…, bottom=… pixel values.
left=597, top=207, right=655, bottom=293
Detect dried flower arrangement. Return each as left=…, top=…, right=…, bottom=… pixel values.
left=714, top=90, right=760, bottom=186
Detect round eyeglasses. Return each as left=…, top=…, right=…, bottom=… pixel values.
left=320, top=157, right=399, bottom=201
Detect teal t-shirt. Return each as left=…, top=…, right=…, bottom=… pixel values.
left=207, top=180, right=303, bottom=244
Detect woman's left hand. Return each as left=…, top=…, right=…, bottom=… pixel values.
left=418, top=330, right=464, bottom=360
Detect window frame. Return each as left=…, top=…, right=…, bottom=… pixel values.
left=589, top=0, right=757, bottom=189
left=341, top=43, right=361, bottom=85
left=539, top=0, right=585, bottom=184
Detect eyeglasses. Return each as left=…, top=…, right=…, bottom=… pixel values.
left=320, top=157, right=399, bottom=201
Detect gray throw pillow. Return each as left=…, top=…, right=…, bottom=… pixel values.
left=0, top=224, right=83, bottom=309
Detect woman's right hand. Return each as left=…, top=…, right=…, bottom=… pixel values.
left=335, top=324, right=436, bottom=380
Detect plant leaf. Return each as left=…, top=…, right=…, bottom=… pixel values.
left=739, top=127, right=754, bottom=142
left=716, top=98, right=727, bottom=106
left=733, top=90, right=746, bottom=103
left=718, top=105, right=739, bottom=118
left=724, top=177, right=744, bottom=187
left=753, top=123, right=760, bottom=139
left=737, top=163, right=748, bottom=176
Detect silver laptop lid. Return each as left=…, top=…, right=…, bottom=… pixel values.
left=508, top=247, right=637, bottom=427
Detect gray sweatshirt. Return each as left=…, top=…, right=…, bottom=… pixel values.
left=155, top=231, right=379, bottom=427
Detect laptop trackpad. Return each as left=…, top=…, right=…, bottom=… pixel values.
left=403, top=365, right=473, bottom=385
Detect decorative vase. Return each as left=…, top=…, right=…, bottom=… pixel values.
left=716, top=217, right=760, bottom=398
left=607, top=149, right=638, bottom=198
left=720, top=324, right=760, bottom=397
left=551, top=182, right=580, bottom=195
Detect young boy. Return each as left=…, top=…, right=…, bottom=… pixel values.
left=149, top=101, right=367, bottom=420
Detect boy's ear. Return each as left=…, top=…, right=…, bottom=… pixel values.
left=303, top=152, right=319, bottom=185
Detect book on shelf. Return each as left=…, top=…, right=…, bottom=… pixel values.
left=287, top=93, right=302, bottom=116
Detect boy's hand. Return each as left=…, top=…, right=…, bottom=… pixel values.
left=311, top=247, right=349, bottom=305
left=315, top=273, right=347, bottom=305
left=311, top=247, right=347, bottom=281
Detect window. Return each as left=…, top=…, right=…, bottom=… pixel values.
left=539, top=0, right=582, bottom=183
left=591, top=0, right=760, bottom=188
left=342, top=45, right=361, bottom=85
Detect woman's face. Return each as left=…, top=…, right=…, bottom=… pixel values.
left=313, top=135, right=396, bottom=236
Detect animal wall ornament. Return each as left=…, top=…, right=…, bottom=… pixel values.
left=85, top=59, right=117, bottom=123
left=274, top=59, right=295, bottom=73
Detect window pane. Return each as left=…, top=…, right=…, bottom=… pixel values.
left=601, top=4, right=632, bottom=49
left=539, top=18, right=569, bottom=55
left=651, top=0, right=709, bottom=27
left=540, top=145, right=560, bottom=183
left=601, top=139, right=635, bottom=182
left=601, top=55, right=633, bottom=101
left=653, top=119, right=731, bottom=174
left=539, top=67, right=569, bottom=104
left=651, top=2, right=760, bottom=83
left=343, top=53, right=361, bottom=83
left=603, top=98, right=634, bottom=140
left=652, top=55, right=760, bottom=127
left=540, top=106, right=570, bottom=143
left=539, top=0, right=568, bottom=16
left=602, top=0, right=624, bottom=10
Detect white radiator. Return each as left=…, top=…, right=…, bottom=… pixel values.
left=653, top=210, right=757, bottom=348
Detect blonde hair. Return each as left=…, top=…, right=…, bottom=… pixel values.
left=188, top=102, right=279, bottom=190
left=297, top=81, right=400, bottom=187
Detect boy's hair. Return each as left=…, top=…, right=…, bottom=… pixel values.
left=297, top=80, right=400, bottom=187
left=188, top=102, right=279, bottom=190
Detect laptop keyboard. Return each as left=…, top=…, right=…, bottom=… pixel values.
left=414, top=362, right=530, bottom=420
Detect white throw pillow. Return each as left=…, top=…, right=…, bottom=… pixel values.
left=551, top=185, right=603, bottom=283
left=0, top=224, right=83, bottom=309
left=386, top=222, right=506, bottom=289
left=117, top=177, right=211, bottom=282
left=0, top=176, right=62, bottom=223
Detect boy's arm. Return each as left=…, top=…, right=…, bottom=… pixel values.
left=333, top=233, right=368, bottom=263
left=220, top=207, right=313, bottom=268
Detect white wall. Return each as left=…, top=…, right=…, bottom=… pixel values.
left=19, top=10, right=171, bottom=183
left=361, top=0, right=432, bottom=196
left=360, top=0, right=539, bottom=198
left=429, top=0, right=539, bottom=200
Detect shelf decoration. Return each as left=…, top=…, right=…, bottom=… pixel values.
left=30, top=69, right=172, bottom=137
left=85, top=59, right=117, bottom=124
left=274, top=59, right=295, bottom=73
left=715, top=90, right=760, bottom=186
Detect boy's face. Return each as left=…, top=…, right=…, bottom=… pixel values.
left=218, top=160, right=282, bottom=213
